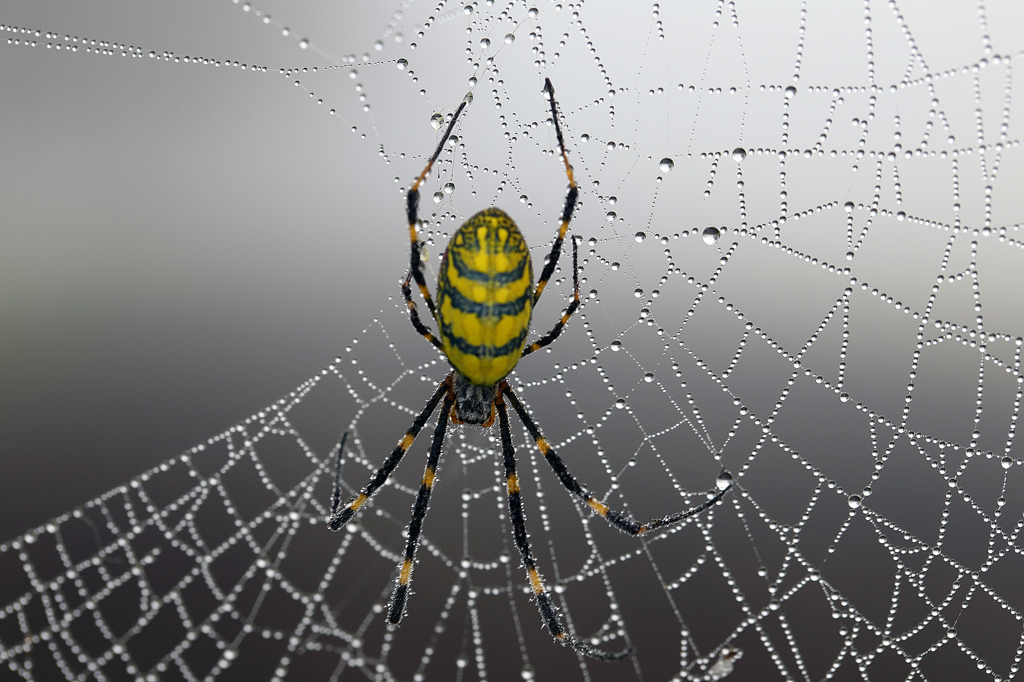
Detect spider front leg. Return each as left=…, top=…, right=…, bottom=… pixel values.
left=387, top=386, right=455, bottom=626
left=494, top=392, right=632, bottom=661
left=328, top=375, right=452, bottom=531
left=405, top=96, right=470, bottom=323
left=502, top=385, right=732, bottom=536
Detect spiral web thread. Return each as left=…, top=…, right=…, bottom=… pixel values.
left=3, top=1, right=1024, bottom=681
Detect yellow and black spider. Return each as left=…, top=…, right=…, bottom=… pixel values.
left=328, top=79, right=732, bottom=660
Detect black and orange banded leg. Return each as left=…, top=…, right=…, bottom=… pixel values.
left=327, top=375, right=453, bottom=531
left=533, top=78, right=579, bottom=305
left=387, top=387, right=455, bottom=625
left=502, top=385, right=732, bottom=536
left=329, top=431, right=350, bottom=524
left=406, top=97, right=470, bottom=323
left=401, top=272, right=444, bottom=351
left=495, top=393, right=632, bottom=661
left=522, top=235, right=581, bottom=358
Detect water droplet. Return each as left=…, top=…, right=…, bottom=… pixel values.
left=373, top=39, right=383, bottom=51
left=521, top=664, right=536, bottom=680
left=520, top=195, right=528, bottom=203
left=610, top=261, right=620, bottom=270
left=844, top=201, right=854, bottom=213
left=785, top=85, right=796, bottom=98
left=580, top=133, right=590, bottom=142
left=299, top=38, right=309, bottom=49
left=1002, top=456, right=1014, bottom=469
left=633, top=288, right=643, bottom=298
left=480, top=37, right=490, bottom=48
left=463, top=91, right=474, bottom=105
left=716, top=471, right=734, bottom=490
left=845, top=252, right=854, bottom=261
left=348, top=69, right=358, bottom=79
left=443, top=182, right=455, bottom=194
left=732, top=147, right=746, bottom=162
left=528, top=7, right=539, bottom=18
left=634, top=232, right=646, bottom=243
left=643, top=372, right=654, bottom=382
left=896, top=211, right=906, bottom=221
left=463, top=5, right=474, bottom=15
left=607, top=196, right=617, bottom=205
left=281, top=26, right=290, bottom=36
left=615, top=398, right=626, bottom=409
left=430, top=113, right=444, bottom=130
left=839, top=393, right=850, bottom=402
left=606, top=211, right=616, bottom=222
left=433, top=191, right=444, bottom=204
left=610, top=340, right=622, bottom=351
left=848, top=494, right=862, bottom=509
left=505, top=33, right=515, bottom=44
left=659, top=157, right=675, bottom=172
left=702, top=227, right=721, bottom=245
left=396, top=58, right=408, bottom=70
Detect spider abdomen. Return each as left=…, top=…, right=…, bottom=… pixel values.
left=437, top=208, right=534, bottom=386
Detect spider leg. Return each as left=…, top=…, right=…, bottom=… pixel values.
left=328, top=375, right=453, bottom=531
left=522, top=235, right=580, bottom=358
left=406, top=97, right=470, bottom=323
left=329, top=430, right=350, bottom=521
left=401, top=271, right=444, bottom=351
left=386, top=386, right=455, bottom=625
left=501, top=384, right=732, bottom=536
left=495, top=392, right=633, bottom=661
left=532, top=78, right=579, bottom=305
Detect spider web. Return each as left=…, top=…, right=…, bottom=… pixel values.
left=2, top=1, right=1024, bottom=681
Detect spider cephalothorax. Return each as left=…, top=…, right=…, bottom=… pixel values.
left=450, top=373, right=498, bottom=426
left=327, top=79, right=731, bottom=661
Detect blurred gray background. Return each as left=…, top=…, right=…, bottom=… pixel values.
left=2, top=1, right=1023, bottom=680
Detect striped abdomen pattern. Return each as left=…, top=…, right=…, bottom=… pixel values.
left=437, top=208, right=533, bottom=386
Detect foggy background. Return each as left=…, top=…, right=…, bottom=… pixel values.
left=2, top=1, right=1023, bottom=680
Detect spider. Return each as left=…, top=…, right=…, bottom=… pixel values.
left=328, top=78, right=732, bottom=660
